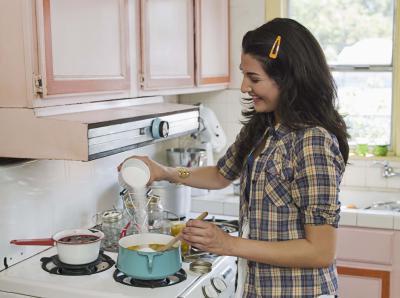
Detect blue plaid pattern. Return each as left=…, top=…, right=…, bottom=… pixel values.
left=217, top=124, right=345, bottom=297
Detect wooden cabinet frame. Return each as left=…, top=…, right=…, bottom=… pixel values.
left=194, top=0, right=230, bottom=85
left=337, top=266, right=390, bottom=298
left=41, top=0, right=130, bottom=96
left=139, top=0, right=195, bottom=90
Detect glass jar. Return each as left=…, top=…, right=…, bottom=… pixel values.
left=101, top=210, right=124, bottom=251
left=147, top=195, right=166, bottom=233
left=170, top=221, right=190, bottom=255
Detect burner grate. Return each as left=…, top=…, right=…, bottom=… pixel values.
left=204, top=219, right=239, bottom=233
left=113, top=268, right=187, bottom=288
left=40, top=252, right=115, bottom=276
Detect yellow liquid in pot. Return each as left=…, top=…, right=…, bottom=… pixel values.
left=127, top=244, right=168, bottom=251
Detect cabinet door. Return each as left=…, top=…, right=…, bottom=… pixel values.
left=39, top=0, right=130, bottom=96
left=195, top=0, right=229, bottom=85
left=337, top=267, right=390, bottom=298
left=140, top=0, right=194, bottom=90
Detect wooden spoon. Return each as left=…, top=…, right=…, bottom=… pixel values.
left=158, top=211, right=208, bottom=252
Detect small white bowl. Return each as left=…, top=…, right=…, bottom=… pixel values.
left=119, top=158, right=150, bottom=189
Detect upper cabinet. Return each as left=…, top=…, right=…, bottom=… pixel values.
left=140, top=0, right=230, bottom=91
left=140, top=0, right=195, bottom=90
left=38, top=0, right=131, bottom=97
left=195, top=0, right=230, bottom=85
left=0, top=0, right=230, bottom=109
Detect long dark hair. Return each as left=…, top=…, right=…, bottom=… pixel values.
left=238, top=18, right=349, bottom=164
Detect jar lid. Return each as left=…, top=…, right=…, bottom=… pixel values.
left=189, top=260, right=212, bottom=274
left=148, top=195, right=161, bottom=205
left=102, top=210, right=123, bottom=223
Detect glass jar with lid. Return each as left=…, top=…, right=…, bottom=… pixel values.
left=147, top=195, right=171, bottom=234
left=101, top=210, right=124, bottom=251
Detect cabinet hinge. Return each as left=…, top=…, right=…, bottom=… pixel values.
left=34, top=74, right=43, bottom=95
left=139, top=73, right=145, bottom=87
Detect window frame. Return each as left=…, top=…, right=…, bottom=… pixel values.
left=266, top=0, right=400, bottom=157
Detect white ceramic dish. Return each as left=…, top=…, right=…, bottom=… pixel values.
left=119, top=158, right=151, bottom=189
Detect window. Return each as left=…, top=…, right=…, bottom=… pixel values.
left=287, top=0, right=395, bottom=149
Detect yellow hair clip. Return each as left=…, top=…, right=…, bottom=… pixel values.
left=269, top=35, right=281, bottom=59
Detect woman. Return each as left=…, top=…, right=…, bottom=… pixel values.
left=120, top=18, right=348, bottom=297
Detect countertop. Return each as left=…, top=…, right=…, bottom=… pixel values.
left=190, top=187, right=400, bottom=230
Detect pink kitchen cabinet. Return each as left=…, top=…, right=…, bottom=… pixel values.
left=38, top=0, right=131, bottom=98
left=336, top=227, right=400, bottom=298
left=1, top=0, right=231, bottom=107
left=139, top=0, right=195, bottom=90
left=140, top=0, right=230, bottom=91
left=337, top=266, right=390, bottom=298
left=194, top=0, right=230, bottom=86
left=0, top=0, right=136, bottom=108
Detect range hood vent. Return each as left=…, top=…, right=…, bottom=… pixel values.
left=0, top=99, right=199, bottom=161
left=87, top=108, right=199, bottom=160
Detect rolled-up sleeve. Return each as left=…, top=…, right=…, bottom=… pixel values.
left=216, top=127, right=246, bottom=181
left=291, top=128, right=345, bottom=228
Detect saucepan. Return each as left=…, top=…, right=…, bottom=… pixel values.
left=10, top=228, right=104, bottom=265
left=117, top=233, right=182, bottom=280
left=117, top=212, right=208, bottom=280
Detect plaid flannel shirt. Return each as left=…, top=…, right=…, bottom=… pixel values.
left=217, top=124, right=345, bottom=297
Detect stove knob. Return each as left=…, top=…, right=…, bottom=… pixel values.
left=151, top=118, right=169, bottom=139
left=211, top=276, right=227, bottom=293
left=202, top=284, right=219, bottom=298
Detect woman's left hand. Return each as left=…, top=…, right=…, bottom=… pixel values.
left=182, top=220, right=233, bottom=255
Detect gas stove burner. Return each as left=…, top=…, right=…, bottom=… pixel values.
left=205, top=219, right=239, bottom=234
left=40, top=251, right=115, bottom=276
left=113, top=268, right=187, bottom=288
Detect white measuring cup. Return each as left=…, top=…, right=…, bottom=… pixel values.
left=119, top=158, right=150, bottom=190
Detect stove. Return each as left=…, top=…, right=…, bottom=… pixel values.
left=113, top=268, right=187, bottom=288
left=0, top=216, right=238, bottom=298
left=40, top=251, right=115, bottom=276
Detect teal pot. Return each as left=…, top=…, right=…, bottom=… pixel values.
left=117, top=233, right=182, bottom=280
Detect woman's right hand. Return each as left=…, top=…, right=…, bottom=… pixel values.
left=117, top=155, right=169, bottom=185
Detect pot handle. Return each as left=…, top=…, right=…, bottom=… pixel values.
left=10, top=238, right=55, bottom=246
left=138, top=252, right=161, bottom=273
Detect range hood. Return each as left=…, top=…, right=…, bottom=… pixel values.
left=0, top=97, right=199, bottom=161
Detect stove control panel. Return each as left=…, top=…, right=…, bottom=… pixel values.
left=211, top=276, right=228, bottom=293
left=202, top=284, right=219, bottom=298
left=178, top=256, right=237, bottom=298
left=202, top=275, right=229, bottom=297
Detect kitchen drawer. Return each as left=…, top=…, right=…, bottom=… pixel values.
left=337, top=227, right=394, bottom=265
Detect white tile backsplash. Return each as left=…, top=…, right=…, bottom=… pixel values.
left=342, top=161, right=366, bottom=187
left=387, top=176, right=400, bottom=189
left=343, top=159, right=400, bottom=191
left=223, top=201, right=240, bottom=217
left=365, top=163, right=388, bottom=188
left=0, top=139, right=179, bottom=268
left=191, top=198, right=224, bottom=215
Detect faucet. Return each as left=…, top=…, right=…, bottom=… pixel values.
left=374, top=161, right=400, bottom=178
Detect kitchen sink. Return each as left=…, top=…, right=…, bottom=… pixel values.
left=364, top=201, right=400, bottom=212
